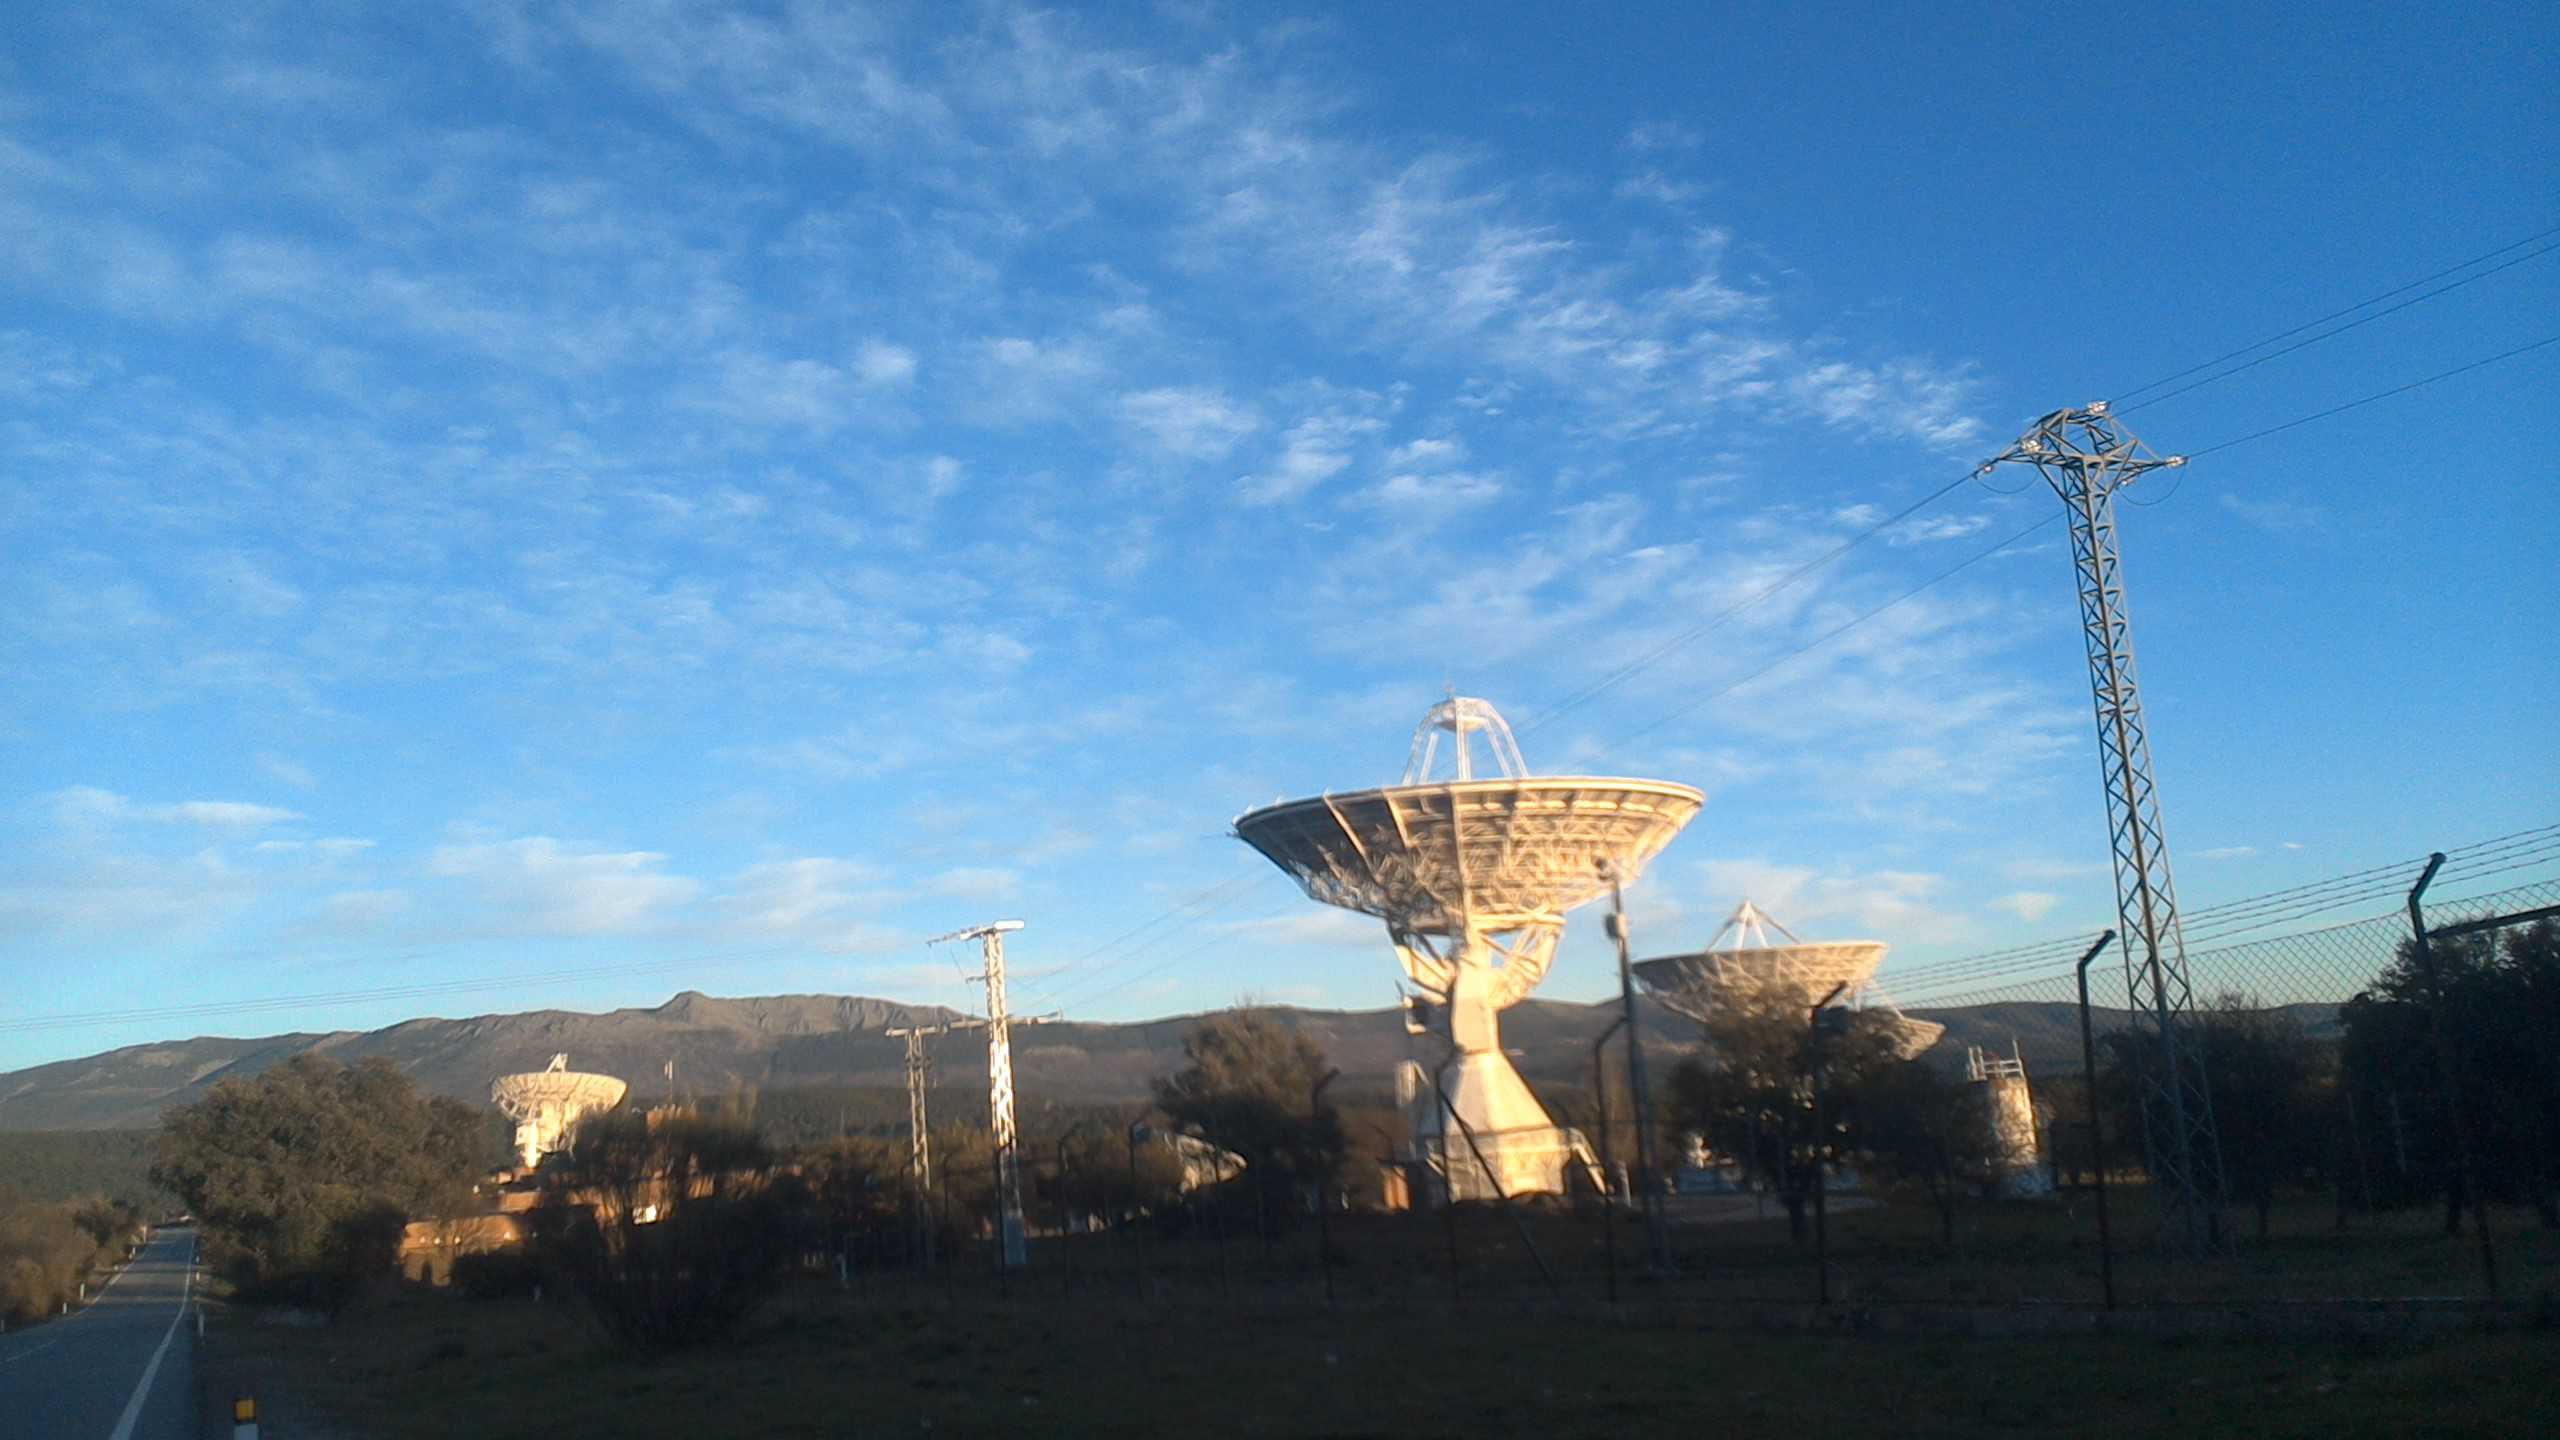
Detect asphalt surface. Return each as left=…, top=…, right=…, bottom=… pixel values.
left=0, top=1227, right=197, bottom=1440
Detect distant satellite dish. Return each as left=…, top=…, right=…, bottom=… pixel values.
left=1633, top=900, right=1945, bottom=1058
left=490, top=1055, right=628, bottom=1169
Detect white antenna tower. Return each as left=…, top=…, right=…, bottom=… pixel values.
left=929, top=919, right=1030, bottom=1269
left=1975, top=402, right=2223, bottom=1254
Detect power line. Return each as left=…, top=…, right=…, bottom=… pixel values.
left=1888, top=836, right=2560, bottom=993
left=1015, top=870, right=1273, bottom=1011
left=1044, top=909, right=1297, bottom=1016
left=2108, top=223, right=2560, bottom=406
left=1882, top=827, right=2559, bottom=996
left=1897, top=875, right=2557, bottom=1011
left=1884, top=829, right=2560, bottom=989
left=2187, top=334, right=2560, bottom=459
left=2113, top=236, right=2560, bottom=414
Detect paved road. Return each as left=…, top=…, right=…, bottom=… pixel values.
left=0, top=1227, right=197, bottom=1440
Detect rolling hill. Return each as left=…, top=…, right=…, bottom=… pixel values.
left=0, top=989, right=2341, bottom=1131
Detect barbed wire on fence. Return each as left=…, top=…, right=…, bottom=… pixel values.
left=1892, top=876, right=2560, bottom=1020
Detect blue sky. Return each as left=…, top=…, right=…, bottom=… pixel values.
left=4, top=1, right=2553, bottom=1073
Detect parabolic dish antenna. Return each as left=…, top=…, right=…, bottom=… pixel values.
left=491, top=1054, right=629, bottom=1169
left=1235, top=696, right=1703, bottom=1198
left=1632, top=900, right=1946, bottom=1058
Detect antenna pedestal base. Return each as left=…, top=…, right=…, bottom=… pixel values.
left=1407, top=1049, right=1580, bottom=1201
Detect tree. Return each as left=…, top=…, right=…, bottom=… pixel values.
left=1151, top=1010, right=1346, bottom=1229
left=2195, top=997, right=2330, bottom=1242
left=1850, top=1059, right=2000, bottom=1245
left=152, top=1054, right=497, bottom=1309
left=529, top=1111, right=810, bottom=1352
left=2094, top=995, right=2337, bottom=1243
left=2341, top=920, right=2560, bottom=1231
left=1663, top=983, right=1908, bottom=1243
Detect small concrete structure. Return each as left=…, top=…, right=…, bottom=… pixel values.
left=1968, top=1044, right=2052, bottom=1197
left=398, top=1214, right=525, bottom=1284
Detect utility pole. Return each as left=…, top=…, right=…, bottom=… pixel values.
left=1976, top=403, right=2223, bottom=1255
left=1602, top=864, right=1669, bottom=1272
left=887, top=1018, right=982, bottom=1267
left=932, top=920, right=1030, bottom=1269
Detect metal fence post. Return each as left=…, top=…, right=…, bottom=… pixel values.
left=2406, top=854, right=2500, bottom=1300
left=1592, top=1016, right=1627, bottom=1304
left=1603, top=869, right=1671, bottom=1272
left=1809, top=981, right=1847, bottom=1307
left=2074, top=929, right=2120, bottom=1311
left=1057, top=1120, right=1088, bottom=1296
left=1126, top=1121, right=1148, bottom=1301
left=1313, top=1068, right=1340, bottom=1308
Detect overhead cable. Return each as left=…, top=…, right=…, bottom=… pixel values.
left=2114, top=237, right=2560, bottom=414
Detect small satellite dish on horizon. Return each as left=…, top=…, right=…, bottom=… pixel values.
left=490, top=1054, right=628, bottom=1169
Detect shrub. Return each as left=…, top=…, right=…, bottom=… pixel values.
left=530, top=1113, right=813, bottom=1352
left=0, top=1195, right=133, bottom=1324
left=449, top=1249, right=543, bottom=1300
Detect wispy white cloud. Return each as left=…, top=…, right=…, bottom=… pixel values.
left=253, top=837, right=375, bottom=857
left=1120, top=386, right=1260, bottom=459
left=1691, top=857, right=1968, bottom=945
left=712, top=856, right=905, bottom=953
left=1219, top=909, right=1378, bottom=949
left=2218, top=493, right=2326, bottom=536
left=1239, top=410, right=1380, bottom=505
left=1360, top=469, right=1503, bottom=512
left=45, top=787, right=302, bottom=832
left=1614, top=170, right=1707, bottom=206
left=924, top=866, right=1019, bottom=901
left=1990, top=890, right=2061, bottom=923
left=1624, top=120, right=1704, bottom=152
left=427, top=836, right=701, bottom=936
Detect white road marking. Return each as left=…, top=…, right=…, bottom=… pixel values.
left=0, top=1229, right=159, bottom=1368
left=103, top=1233, right=194, bottom=1440
left=0, top=1335, right=66, bottom=1368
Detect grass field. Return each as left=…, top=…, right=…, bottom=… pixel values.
left=203, top=1275, right=2556, bottom=1440
left=865, top=1190, right=2559, bottom=1310
left=197, top=1191, right=2560, bottom=1439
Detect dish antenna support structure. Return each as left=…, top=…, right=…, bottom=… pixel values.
left=490, top=1054, right=628, bottom=1169
left=929, top=920, right=1031, bottom=1269
left=1236, top=698, right=1702, bottom=1201
left=1976, top=402, right=2223, bottom=1253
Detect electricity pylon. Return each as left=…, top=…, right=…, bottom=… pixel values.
left=1976, top=402, right=2224, bottom=1254
left=930, top=920, right=1031, bottom=1269
left=885, top=1017, right=982, bottom=1265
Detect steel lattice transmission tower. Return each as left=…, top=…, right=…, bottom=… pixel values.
left=1976, top=402, right=2225, bottom=1254
left=931, top=920, right=1031, bottom=1269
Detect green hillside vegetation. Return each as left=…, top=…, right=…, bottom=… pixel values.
left=0, top=1129, right=170, bottom=1209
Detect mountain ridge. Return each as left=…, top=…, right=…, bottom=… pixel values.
left=0, top=989, right=2343, bottom=1131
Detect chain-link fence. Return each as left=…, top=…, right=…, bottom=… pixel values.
left=796, top=856, right=2558, bottom=1321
